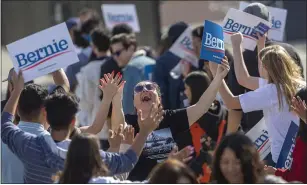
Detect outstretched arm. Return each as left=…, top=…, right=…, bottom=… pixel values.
left=79, top=72, right=125, bottom=134
left=51, top=68, right=70, bottom=92
left=186, top=58, right=230, bottom=126
left=209, top=61, right=242, bottom=110
left=111, top=75, right=126, bottom=131
left=231, top=32, right=260, bottom=90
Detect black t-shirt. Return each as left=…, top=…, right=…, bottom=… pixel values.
left=125, top=109, right=189, bottom=181
left=126, top=104, right=227, bottom=181
left=227, top=41, right=304, bottom=132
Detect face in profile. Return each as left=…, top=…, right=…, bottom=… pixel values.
left=184, top=83, right=192, bottom=104
left=111, top=43, right=134, bottom=67
left=219, top=148, right=244, bottom=184
left=133, top=81, right=161, bottom=112
left=192, top=36, right=202, bottom=58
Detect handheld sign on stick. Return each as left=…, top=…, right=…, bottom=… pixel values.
left=101, top=4, right=140, bottom=32
left=222, top=8, right=271, bottom=51
left=169, top=27, right=198, bottom=64
left=6, top=23, right=79, bottom=82
left=169, top=27, right=198, bottom=79
left=239, top=1, right=287, bottom=41
left=200, top=20, right=225, bottom=64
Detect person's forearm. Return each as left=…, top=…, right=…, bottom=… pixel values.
left=129, top=131, right=149, bottom=157
left=233, top=44, right=250, bottom=84
left=226, top=110, right=242, bottom=134
left=218, top=80, right=241, bottom=110
left=52, top=68, right=70, bottom=92
left=3, top=90, right=21, bottom=115
left=111, top=97, right=125, bottom=131
left=194, top=77, right=223, bottom=116
left=81, top=97, right=112, bottom=135
left=257, top=41, right=265, bottom=78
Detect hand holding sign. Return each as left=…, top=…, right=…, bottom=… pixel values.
left=215, top=56, right=230, bottom=80
left=11, top=70, right=25, bottom=94
left=230, top=32, right=243, bottom=46
left=200, top=20, right=225, bottom=64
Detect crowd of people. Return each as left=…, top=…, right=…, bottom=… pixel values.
left=1, top=2, right=307, bottom=184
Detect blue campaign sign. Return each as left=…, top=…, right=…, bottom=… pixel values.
left=276, top=121, right=299, bottom=169
left=200, top=20, right=225, bottom=64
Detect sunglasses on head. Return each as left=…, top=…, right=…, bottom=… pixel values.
left=134, top=83, right=156, bottom=93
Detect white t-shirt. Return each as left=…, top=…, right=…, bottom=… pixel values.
left=239, top=78, right=300, bottom=163
left=89, top=176, right=143, bottom=183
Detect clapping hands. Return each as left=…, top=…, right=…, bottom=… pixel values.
left=99, top=72, right=125, bottom=100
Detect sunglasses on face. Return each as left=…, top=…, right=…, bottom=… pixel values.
left=134, top=84, right=156, bottom=93
left=112, top=49, right=125, bottom=57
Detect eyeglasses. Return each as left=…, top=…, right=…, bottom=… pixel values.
left=134, top=83, right=156, bottom=93
left=112, top=49, right=125, bottom=57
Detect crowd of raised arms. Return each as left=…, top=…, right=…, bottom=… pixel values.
left=1, top=2, right=307, bottom=184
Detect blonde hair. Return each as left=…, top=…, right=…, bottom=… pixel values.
left=259, top=45, right=305, bottom=110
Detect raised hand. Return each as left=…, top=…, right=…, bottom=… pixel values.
left=257, top=32, right=267, bottom=47
left=231, top=32, right=243, bottom=46
left=215, top=56, right=230, bottom=80
left=113, top=78, right=125, bottom=102
left=122, top=125, right=135, bottom=145
left=99, top=72, right=125, bottom=100
left=11, top=70, right=24, bottom=93
left=137, top=103, right=164, bottom=135
left=168, top=145, right=194, bottom=163
left=291, top=96, right=307, bottom=123
left=108, top=124, right=125, bottom=151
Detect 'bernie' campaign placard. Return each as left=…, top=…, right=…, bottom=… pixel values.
left=200, top=20, right=225, bottom=64
left=6, top=22, right=79, bottom=82
left=222, top=8, right=271, bottom=51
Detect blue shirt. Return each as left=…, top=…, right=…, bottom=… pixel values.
left=1, top=121, right=48, bottom=183
left=1, top=112, right=138, bottom=183
left=122, top=55, right=156, bottom=115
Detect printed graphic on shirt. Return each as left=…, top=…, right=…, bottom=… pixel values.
left=276, top=121, right=298, bottom=169
left=143, top=128, right=176, bottom=161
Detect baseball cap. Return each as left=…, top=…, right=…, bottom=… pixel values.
left=2, top=68, right=14, bottom=83
left=243, top=3, right=270, bottom=21
left=66, top=17, right=80, bottom=30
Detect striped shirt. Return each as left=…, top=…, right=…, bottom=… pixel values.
left=1, top=112, right=65, bottom=183
left=2, top=112, right=139, bottom=183
left=1, top=121, right=49, bottom=183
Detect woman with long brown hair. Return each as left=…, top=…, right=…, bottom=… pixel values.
left=209, top=32, right=305, bottom=166
left=212, top=133, right=265, bottom=183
